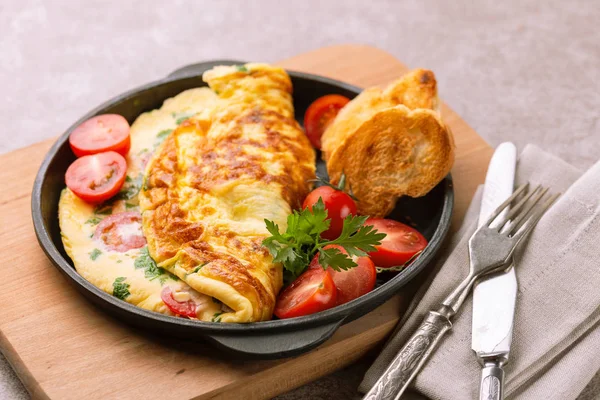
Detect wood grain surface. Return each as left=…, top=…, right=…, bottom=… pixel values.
left=0, top=44, right=492, bottom=400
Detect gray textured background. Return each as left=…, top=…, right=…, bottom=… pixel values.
left=1, top=0, right=598, bottom=399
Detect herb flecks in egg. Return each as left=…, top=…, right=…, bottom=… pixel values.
left=189, top=263, right=207, bottom=275
left=115, top=174, right=143, bottom=201
left=85, top=216, right=102, bottom=226
left=112, top=277, right=131, bottom=300
left=154, top=129, right=173, bottom=148
left=172, top=112, right=195, bottom=125
left=89, top=248, right=102, bottom=261
left=94, top=204, right=113, bottom=215
left=135, top=247, right=178, bottom=285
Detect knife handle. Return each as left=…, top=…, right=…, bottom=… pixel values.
left=479, top=361, right=505, bottom=400
left=363, top=308, right=452, bottom=400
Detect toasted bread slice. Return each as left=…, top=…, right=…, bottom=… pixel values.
left=326, top=105, right=454, bottom=217
left=321, top=69, right=439, bottom=162
left=382, top=69, right=439, bottom=112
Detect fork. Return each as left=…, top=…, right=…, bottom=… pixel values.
left=363, top=183, right=559, bottom=400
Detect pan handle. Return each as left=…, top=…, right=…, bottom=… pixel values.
left=206, top=319, right=345, bottom=359
left=166, top=59, right=247, bottom=80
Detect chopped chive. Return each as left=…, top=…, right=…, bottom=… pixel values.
left=211, top=312, right=223, bottom=322
left=190, top=263, right=207, bottom=274
left=85, top=216, right=102, bottom=225
left=112, top=277, right=131, bottom=300
left=89, top=248, right=102, bottom=261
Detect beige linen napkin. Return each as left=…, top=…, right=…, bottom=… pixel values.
left=359, top=145, right=600, bottom=400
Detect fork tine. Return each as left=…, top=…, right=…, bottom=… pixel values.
left=499, top=184, right=544, bottom=225
left=503, top=186, right=549, bottom=235
left=511, top=192, right=560, bottom=241
left=484, top=183, right=529, bottom=227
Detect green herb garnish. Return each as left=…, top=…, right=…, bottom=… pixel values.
left=115, top=173, right=143, bottom=200
left=94, top=204, right=113, bottom=215
left=85, top=216, right=102, bottom=225
left=262, top=199, right=385, bottom=282
left=89, top=248, right=102, bottom=261
left=112, top=277, right=131, bottom=300
left=154, top=129, right=173, bottom=148
left=189, top=263, right=207, bottom=275
left=125, top=202, right=137, bottom=210
left=172, top=112, right=195, bottom=125
left=134, top=247, right=178, bottom=284
left=235, top=65, right=249, bottom=73
left=212, top=312, right=224, bottom=322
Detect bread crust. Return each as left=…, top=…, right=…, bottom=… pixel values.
left=321, top=69, right=454, bottom=217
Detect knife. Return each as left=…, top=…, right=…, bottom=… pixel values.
left=472, top=142, right=517, bottom=400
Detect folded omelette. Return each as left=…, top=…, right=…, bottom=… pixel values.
left=140, top=64, right=315, bottom=322
left=60, top=64, right=315, bottom=323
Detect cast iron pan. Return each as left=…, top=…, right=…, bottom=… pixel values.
left=32, top=60, right=454, bottom=359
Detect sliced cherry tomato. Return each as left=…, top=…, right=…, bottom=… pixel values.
left=69, top=114, right=131, bottom=157
left=304, top=94, right=350, bottom=149
left=308, top=245, right=376, bottom=305
left=65, top=151, right=127, bottom=203
left=366, top=218, right=428, bottom=268
left=329, top=256, right=376, bottom=305
left=161, top=287, right=197, bottom=318
left=274, top=267, right=337, bottom=319
left=303, top=186, right=357, bottom=240
left=93, top=212, right=146, bottom=252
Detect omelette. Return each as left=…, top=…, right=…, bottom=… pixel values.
left=60, top=63, right=316, bottom=323
left=140, top=64, right=316, bottom=322
left=59, top=87, right=224, bottom=320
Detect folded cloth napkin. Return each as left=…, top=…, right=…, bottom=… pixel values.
left=359, top=145, right=600, bottom=400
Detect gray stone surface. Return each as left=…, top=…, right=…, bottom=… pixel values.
left=1, top=0, right=598, bottom=399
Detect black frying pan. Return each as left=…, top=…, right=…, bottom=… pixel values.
left=31, top=60, right=453, bottom=359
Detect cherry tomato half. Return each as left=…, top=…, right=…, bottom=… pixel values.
left=69, top=114, right=131, bottom=157
left=303, top=94, right=350, bottom=149
left=303, top=186, right=357, bottom=240
left=65, top=151, right=127, bottom=203
left=366, top=218, right=428, bottom=268
left=161, top=287, right=197, bottom=318
left=274, top=267, right=337, bottom=319
left=309, top=245, right=377, bottom=305
left=93, top=212, right=146, bottom=252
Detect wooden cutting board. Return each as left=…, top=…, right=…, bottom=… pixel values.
left=0, top=44, right=493, bottom=400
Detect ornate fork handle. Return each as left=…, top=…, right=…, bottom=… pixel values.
left=363, top=308, right=453, bottom=400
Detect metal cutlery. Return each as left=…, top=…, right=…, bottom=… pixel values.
left=472, top=142, right=517, bottom=400
left=363, top=183, right=559, bottom=400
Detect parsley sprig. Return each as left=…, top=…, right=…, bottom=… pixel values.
left=262, top=199, right=386, bottom=282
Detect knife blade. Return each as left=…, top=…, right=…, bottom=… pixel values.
left=472, top=142, right=517, bottom=400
